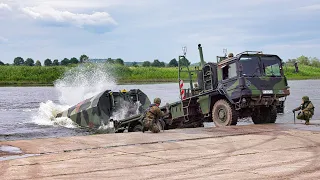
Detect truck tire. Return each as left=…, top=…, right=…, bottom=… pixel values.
left=251, top=108, right=266, bottom=124
left=212, top=99, right=238, bottom=126
left=252, top=106, right=277, bottom=124
left=268, top=106, right=277, bottom=123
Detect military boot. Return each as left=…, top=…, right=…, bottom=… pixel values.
left=305, top=120, right=310, bottom=125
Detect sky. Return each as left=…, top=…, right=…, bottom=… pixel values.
left=0, top=0, right=320, bottom=64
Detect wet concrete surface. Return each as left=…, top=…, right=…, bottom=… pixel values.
left=1, top=122, right=320, bottom=179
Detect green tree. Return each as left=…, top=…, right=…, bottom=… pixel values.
left=287, top=59, right=297, bottom=65
left=310, top=57, right=320, bottom=67
left=160, top=62, right=166, bottom=67
left=132, top=61, right=138, bottom=67
left=115, top=58, right=124, bottom=65
left=70, top=57, right=79, bottom=64
left=79, top=54, right=89, bottom=63
left=179, top=57, right=191, bottom=66
left=168, top=58, right=178, bottom=67
left=297, top=55, right=310, bottom=65
left=106, top=58, right=114, bottom=64
left=52, top=59, right=59, bottom=66
left=142, top=61, right=151, bottom=67
left=0, top=61, right=4, bottom=66
left=61, top=58, right=70, bottom=66
left=44, top=59, right=52, bottom=66
left=24, top=58, right=34, bottom=66
left=13, top=57, right=24, bottom=66
left=35, top=60, right=42, bottom=66
left=151, top=59, right=162, bottom=67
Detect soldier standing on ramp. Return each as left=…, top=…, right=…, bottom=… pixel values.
left=292, top=96, right=315, bottom=125
left=142, top=98, right=165, bottom=133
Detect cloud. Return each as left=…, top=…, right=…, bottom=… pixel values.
left=0, top=36, right=8, bottom=43
left=299, top=4, right=320, bottom=11
left=20, top=6, right=117, bottom=33
left=0, top=3, right=11, bottom=11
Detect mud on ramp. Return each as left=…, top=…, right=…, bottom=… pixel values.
left=1, top=123, right=320, bottom=180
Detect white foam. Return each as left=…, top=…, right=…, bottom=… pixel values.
left=110, top=101, right=142, bottom=121
left=54, top=64, right=117, bottom=106
left=31, top=100, right=78, bottom=128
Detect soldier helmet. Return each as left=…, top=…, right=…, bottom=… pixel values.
left=121, top=89, right=127, bottom=93
left=302, top=96, right=309, bottom=102
left=228, top=53, right=234, bottom=57
left=154, top=97, right=161, bottom=104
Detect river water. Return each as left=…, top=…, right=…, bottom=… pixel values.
left=0, top=79, right=320, bottom=141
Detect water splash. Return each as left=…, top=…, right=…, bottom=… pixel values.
left=54, top=64, right=117, bottom=106
left=32, top=63, right=118, bottom=128
left=110, top=101, right=142, bottom=121
left=96, top=101, right=143, bottom=133
left=31, top=100, right=78, bottom=128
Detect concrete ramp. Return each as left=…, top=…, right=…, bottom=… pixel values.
left=1, top=123, right=320, bottom=179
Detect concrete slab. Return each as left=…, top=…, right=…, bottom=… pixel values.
left=1, top=123, right=320, bottom=179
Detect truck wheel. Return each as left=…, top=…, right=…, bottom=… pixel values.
left=251, top=108, right=265, bottom=124
left=132, top=124, right=143, bottom=132
left=268, top=106, right=277, bottom=123
left=212, top=99, right=238, bottom=126
left=252, top=106, right=277, bottom=124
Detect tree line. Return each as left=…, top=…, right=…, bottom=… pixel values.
left=287, top=55, right=320, bottom=67
left=0, top=55, right=191, bottom=67
left=0, top=55, right=89, bottom=66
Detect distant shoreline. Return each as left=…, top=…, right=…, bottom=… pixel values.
left=0, top=78, right=319, bottom=87
left=0, top=64, right=319, bottom=87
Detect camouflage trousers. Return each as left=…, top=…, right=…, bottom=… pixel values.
left=144, top=118, right=161, bottom=133
left=297, top=111, right=313, bottom=122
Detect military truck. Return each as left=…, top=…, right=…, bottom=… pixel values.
left=162, top=44, right=290, bottom=128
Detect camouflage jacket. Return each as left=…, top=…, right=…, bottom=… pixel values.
left=145, top=104, right=164, bottom=121
left=294, top=101, right=315, bottom=115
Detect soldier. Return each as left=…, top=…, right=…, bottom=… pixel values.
left=143, top=97, right=165, bottom=133
left=228, top=53, right=234, bottom=58
left=292, top=96, right=315, bottom=125
left=294, top=62, right=299, bottom=73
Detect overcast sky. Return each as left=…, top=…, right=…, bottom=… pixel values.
left=0, top=0, right=319, bottom=64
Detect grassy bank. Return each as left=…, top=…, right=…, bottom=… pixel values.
left=283, top=65, right=320, bottom=80
left=0, top=64, right=320, bottom=86
left=0, top=66, right=67, bottom=86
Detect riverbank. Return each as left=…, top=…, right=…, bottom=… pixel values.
left=0, top=64, right=319, bottom=86
left=1, top=123, right=320, bottom=179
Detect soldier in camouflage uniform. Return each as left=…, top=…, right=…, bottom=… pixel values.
left=293, top=96, right=315, bottom=125
left=143, top=98, right=165, bottom=133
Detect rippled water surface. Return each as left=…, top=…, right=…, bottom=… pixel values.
left=0, top=80, right=320, bottom=141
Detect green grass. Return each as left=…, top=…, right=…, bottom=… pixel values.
left=0, top=64, right=320, bottom=86
left=0, top=66, right=68, bottom=86
left=284, top=65, right=320, bottom=80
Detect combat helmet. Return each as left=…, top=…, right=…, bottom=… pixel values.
left=302, top=96, right=309, bottom=102
left=154, top=97, right=161, bottom=104
left=228, top=53, right=234, bottom=58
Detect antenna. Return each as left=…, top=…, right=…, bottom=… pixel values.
left=223, top=48, right=227, bottom=57
left=182, top=46, right=187, bottom=56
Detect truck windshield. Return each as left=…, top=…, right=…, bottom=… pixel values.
left=239, top=55, right=282, bottom=77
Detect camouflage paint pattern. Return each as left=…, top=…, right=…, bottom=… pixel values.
left=56, top=89, right=151, bottom=129
left=215, top=54, right=290, bottom=107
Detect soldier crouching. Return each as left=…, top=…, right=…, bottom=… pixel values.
left=292, top=96, right=315, bottom=125
left=143, top=98, right=165, bottom=133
